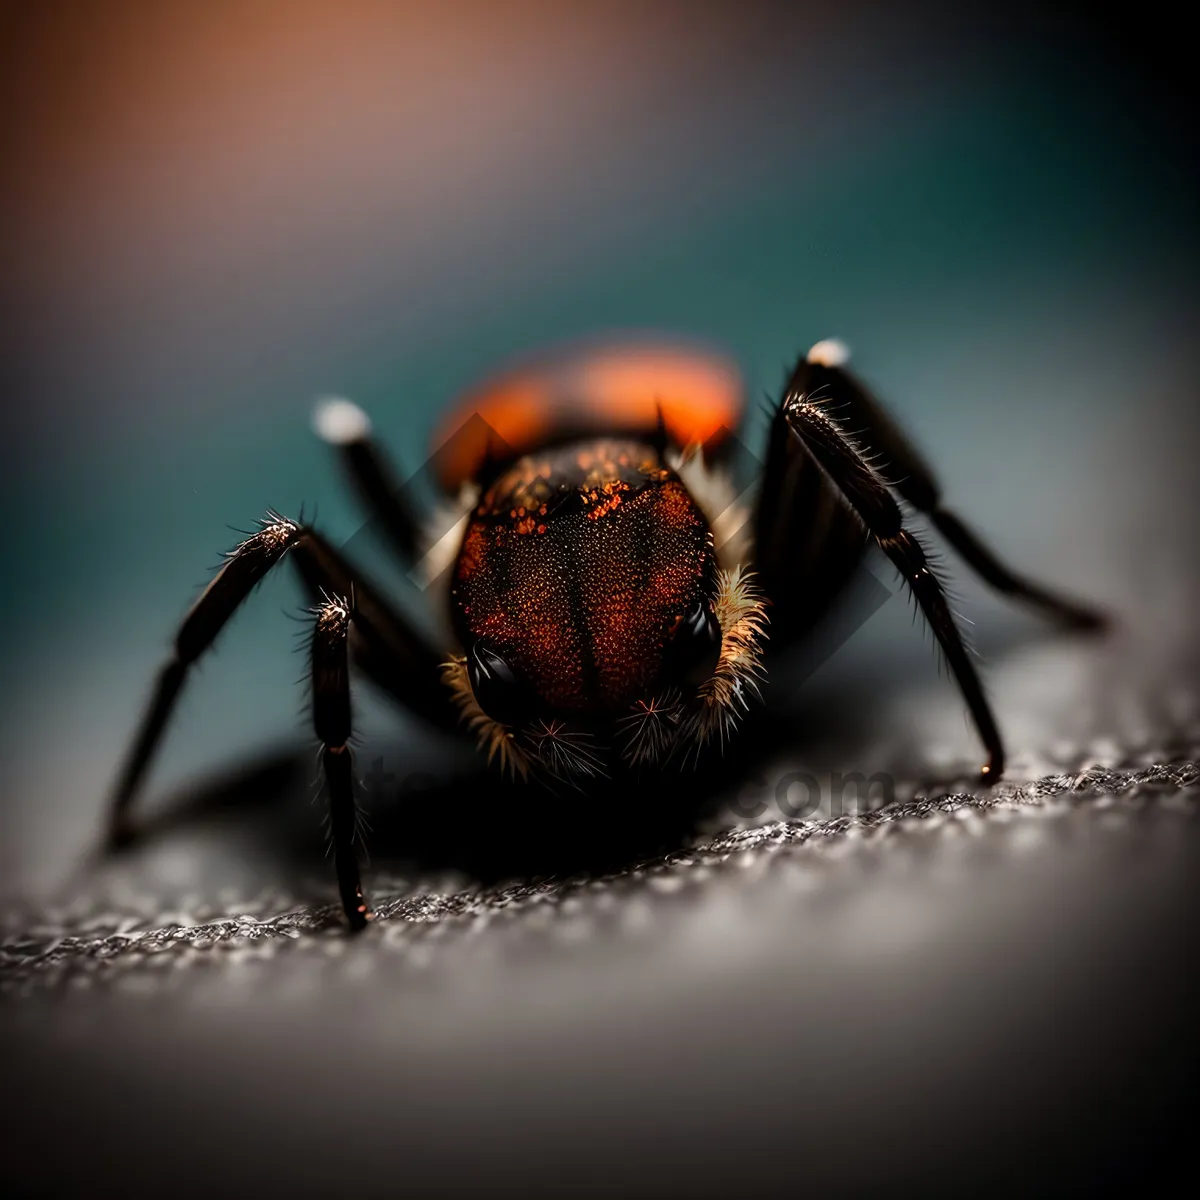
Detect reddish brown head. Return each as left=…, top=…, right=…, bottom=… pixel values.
left=450, top=438, right=722, bottom=728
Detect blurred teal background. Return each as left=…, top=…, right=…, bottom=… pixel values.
left=2, top=2, right=1195, bottom=895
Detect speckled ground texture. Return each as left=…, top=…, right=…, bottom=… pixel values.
left=4, top=573, right=1199, bottom=1197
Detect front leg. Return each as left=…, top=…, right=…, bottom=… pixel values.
left=105, top=513, right=455, bottom=930
left=310, top=593, right=370, bottom=931
left=781, top=394, right=1004, bottom=782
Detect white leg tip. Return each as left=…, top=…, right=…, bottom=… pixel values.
left=313, top=396, right=372, bottom=445
left=807, top=338, right=850, bottom=368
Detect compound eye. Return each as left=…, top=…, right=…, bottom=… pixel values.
left=467, top=641, right=535, bottom=727
left=665, top=600, right=723, bottom=689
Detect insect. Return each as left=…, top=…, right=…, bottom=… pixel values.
left=106, top=336, right=1104, bottom=929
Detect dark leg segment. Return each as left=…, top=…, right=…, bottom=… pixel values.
left=782, top=393, right=1004, bottom=781
left=752, top=398, right=868, bottom=643
left=788, top=349, right=1105, bottom=630
left=290, top=530, right=461, bottom=733
left=926, top=509, right=1104, bottom=630
left=315, top=398, right=423, bottom=563
left=107, top=511, right=456, bottom=928
left=311, top=594, right=370, bottom=931
left=107, top=514, right=304, bottom=845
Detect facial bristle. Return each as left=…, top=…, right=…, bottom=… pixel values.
left=523, top=718, right=608, bottom=784
left=442, top=567, right=769, bottom=779
left=618, top=689, right=684, bottom=767
left=679, top=565, right=768, bottom=759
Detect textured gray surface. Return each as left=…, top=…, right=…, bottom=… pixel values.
left=3, top=605, right=1198, bottom=1196
left=3, top=760, right=1198, bottom=992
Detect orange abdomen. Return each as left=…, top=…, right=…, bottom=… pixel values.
left=431, top=337, right=745, bottom=493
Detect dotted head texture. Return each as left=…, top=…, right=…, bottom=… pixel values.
left=451, top=438, right=716, bottom=716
